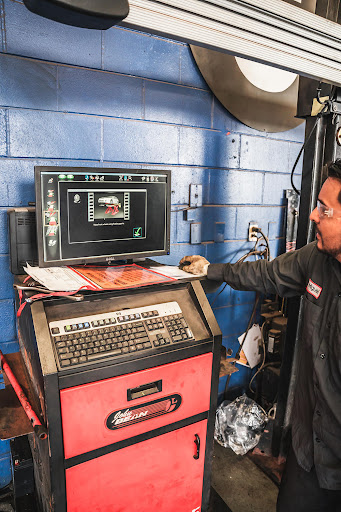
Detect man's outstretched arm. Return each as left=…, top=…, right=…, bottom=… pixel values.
left=179, top=242, right=316, bottom=298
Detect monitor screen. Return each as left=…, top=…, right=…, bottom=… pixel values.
left=35, top=167, right=171, bottom=267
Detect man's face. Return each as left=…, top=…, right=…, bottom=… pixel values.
left=310, top=177, right=341, bottom=262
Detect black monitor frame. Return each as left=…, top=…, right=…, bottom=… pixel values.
left=35, top=166, right=171, bottom=268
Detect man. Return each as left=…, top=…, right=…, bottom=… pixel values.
left=179, top=159, right=341, bottom=512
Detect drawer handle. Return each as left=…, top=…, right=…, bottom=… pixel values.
left=127, top=380, right=162, bottom=401
left=193, top=434, right=200, bottom=460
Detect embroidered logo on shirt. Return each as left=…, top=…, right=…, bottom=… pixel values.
left=306, top=279, right=322, bottom=299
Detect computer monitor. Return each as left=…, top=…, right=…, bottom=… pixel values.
left=35, top=167, right=171, bottom=267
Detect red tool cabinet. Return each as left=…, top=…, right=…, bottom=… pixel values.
left=17, top=279, right=221, bottom=512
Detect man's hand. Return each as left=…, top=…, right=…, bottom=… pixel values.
left=179, top=255, right=210, bottom=275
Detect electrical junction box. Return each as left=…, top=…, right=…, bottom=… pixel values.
left=190, top=185, right=203, bottom=208
left=191, top=223, right=201, bottom=244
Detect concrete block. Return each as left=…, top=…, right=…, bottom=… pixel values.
left=213, top=302, right=258, bottom=337
left=145, top=81, right=212, bottom=129
left=0, top=454, right=11, bottom=488
left=180, top=46, right=208, bottom=89
left=201, top=206, right=236, bottom=241
left=176, top=205, right=236, bottom=244
left=103, top=118, right=179, bottom=164
left=0, top=300, right=16, bottom=342
left=206, top=239, right=256, bottom=263
left=267, top=121, right=305, bottom=142
left=269, top=238, right=286, bottom=259
left=169, top=167, right=208, bottom=205
left=103, top=27, right=181, bottom=83
left=172, top=216, right=190, bottom=244
left=263, top=173, right=295, bottom=205
left=0, top=54, right=57, bottom=110
left=288, top=141, right=304, bottom=175
left=0, top=440, right=10, bottom=458
left=179, top=128, right=240, bottom=168
left=0, top=340, right=19, bottom=354
left=207, top=169, right=263, bottom=205
left=240, top=135, right=291, bottom=173
left=0, top=255, right=13, bottom=299
left=0, top=209, right=9, bottom=253
left=153, top=242, right=207, bottom=267
left=8, top=109, right=101, bottom=159
left=58, top=67, right=143, bottom=119
left=213, top=99, right=263, bottom=137
left=235, top=206, right=285, bottom=239
left=3, top=0, right=101, bottom=68
left=0, top=109, right=6, bottom=156
left=0, top=183, right=9, bottom=207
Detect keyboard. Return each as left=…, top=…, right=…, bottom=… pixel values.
left=49, top=302, right=194, bottom=369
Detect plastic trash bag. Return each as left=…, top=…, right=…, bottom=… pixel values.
left=214, top=394, right=268, bottom=455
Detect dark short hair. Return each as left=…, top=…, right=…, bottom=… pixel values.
left=328, top=159, right=341, bottom=181
left=328, top=159, right=341, bottom=204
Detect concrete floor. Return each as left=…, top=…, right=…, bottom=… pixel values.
left=211, top=441, right=278, bottom=512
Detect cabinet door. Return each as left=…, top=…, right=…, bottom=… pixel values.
left=66, top=420, right=207, bottom=512
left=61, top=353, right=213, bottom=459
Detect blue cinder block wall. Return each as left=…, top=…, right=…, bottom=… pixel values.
left=0, top=0, right=304, bottom=487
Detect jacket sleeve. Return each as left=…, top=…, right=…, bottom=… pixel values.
left=207, top=242, right=317, bottom=298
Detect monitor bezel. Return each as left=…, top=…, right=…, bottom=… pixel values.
left=35, top=166, right=171, bottom=268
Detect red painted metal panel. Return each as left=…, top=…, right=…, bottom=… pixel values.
left=66, top=420, right=207, bottom=512
left=60, top=353, right=213, bottom=459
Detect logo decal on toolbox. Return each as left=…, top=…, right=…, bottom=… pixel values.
left=106, top=394, right=182, bottom=430
left=306, top=278, right=322, bottom=299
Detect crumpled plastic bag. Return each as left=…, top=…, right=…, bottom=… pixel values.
left=214, top=394, right=268, bottom=455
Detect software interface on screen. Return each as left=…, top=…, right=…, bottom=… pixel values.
left=36, top=168, right=169, bottom=265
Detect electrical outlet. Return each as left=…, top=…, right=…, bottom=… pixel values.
left=248, top=222, right=258, bottom=242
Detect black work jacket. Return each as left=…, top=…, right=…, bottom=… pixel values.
left=208, top=242, right=341, bottom=490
